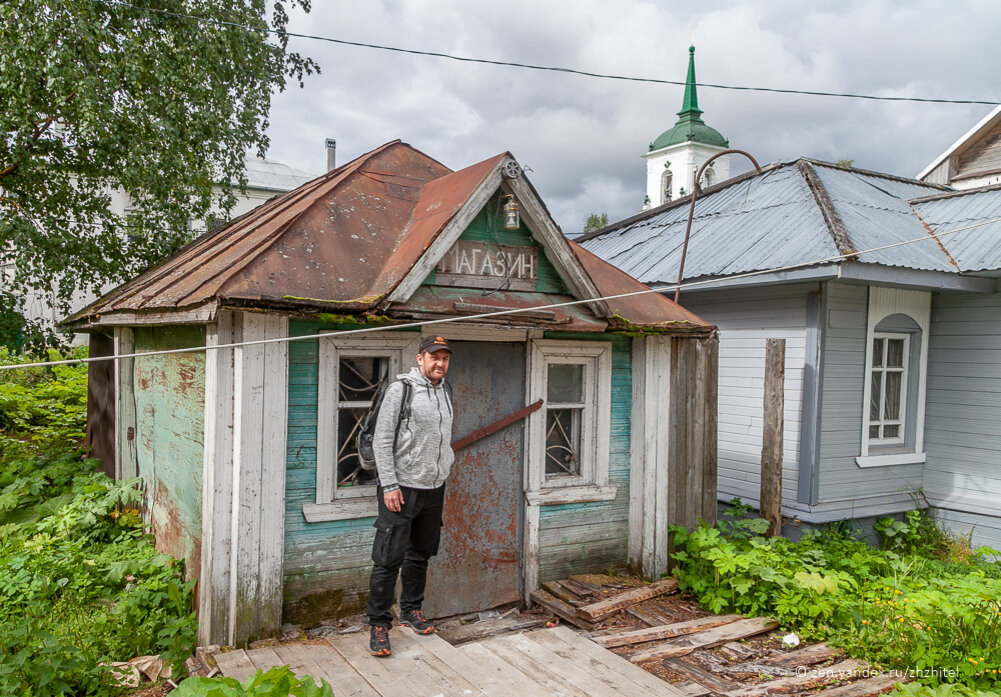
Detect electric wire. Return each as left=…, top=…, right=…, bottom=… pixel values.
left=4, top=214, right=1000, bottom=372
left=89, top=0, right=1000, bottom=106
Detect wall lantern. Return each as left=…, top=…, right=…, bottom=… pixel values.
left=503, top=194, right=521, bottom=230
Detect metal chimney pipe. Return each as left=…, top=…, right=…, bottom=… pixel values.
left=325, top=138, right=337, bottom=171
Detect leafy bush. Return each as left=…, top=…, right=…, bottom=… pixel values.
left=671, top=505, right=1001, bottom=688
left=0, top=349, right=198, bottom=695
left=174, top=666, right=334, bottom=697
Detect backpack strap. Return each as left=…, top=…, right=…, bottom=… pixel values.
left=393, top=380, right=412, bottom=447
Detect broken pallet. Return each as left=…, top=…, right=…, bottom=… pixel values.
left=629, top=618, right=779, bottom=663
left=594, top=615, right=744, bottom=648
left=576, top=578, right=679, bottom=622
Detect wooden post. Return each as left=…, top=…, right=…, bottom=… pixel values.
left=760, top=339, right=786, bottom=537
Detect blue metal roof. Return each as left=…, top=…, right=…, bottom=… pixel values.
left=911, top=187, right=1001, bottom=272
left=579, top=159, right=969, bottom=287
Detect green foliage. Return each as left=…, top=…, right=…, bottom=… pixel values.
left=671, top=501, right=1001, bottom=688
left=0, top=0, right=319, bottom=320
left=875, top=509, right=976, bottom=562
left=174, top=666, right=334, bottom=697
left=892, top=683, right=1001, bottom=697
left=582, top=212, right=609, bottom=235
left=0, top=349, right=198, bottom=694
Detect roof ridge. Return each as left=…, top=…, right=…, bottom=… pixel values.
left=797, top=160, right=858, bottom=258
left=907, top=181, right=1001, bottom=204
left=576, top=161, right=785, bottom=243
left=805, top=158, right=951, bottom=191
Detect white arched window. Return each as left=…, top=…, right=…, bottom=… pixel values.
left=661, top=170, right=673, bottom=204
left=700, top=167, right=715, bottom=189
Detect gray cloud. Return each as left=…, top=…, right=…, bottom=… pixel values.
left=266, top=1, right=999, bottom=235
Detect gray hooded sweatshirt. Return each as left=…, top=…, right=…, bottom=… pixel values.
left=373, top=366, right=454, bottom=493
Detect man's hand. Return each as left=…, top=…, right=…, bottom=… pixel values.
left=384, top=489, right=404, bottom=513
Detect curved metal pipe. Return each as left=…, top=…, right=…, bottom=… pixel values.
left=674, top=149, right=763, bottom=304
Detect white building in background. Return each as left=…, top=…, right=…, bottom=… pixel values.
left=5, top=154, right=315, bottom=342
left=918, top=105, right=1001, bottom=190
left=643, top=46, right=730, bottom=209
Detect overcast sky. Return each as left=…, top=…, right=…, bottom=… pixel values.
left=264, top=0, right=1001, bottom=236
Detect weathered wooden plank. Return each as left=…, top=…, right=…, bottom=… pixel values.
left=470, top=633, right=589, bottom=697
left=289, top=644, right=379, bottom=697
left=530, top=590, right=595, bottom=630
left=760, top=642, right=843, bottom=669
left=325, top=631, right=426, bottom=697
left=390, top=630, right=490, bottom=697
left=629, top=618, right=779, bottom=663
left=806, top=673, right=909, bottom=697
left=542, top=580, right=586, bottom=607
left=418, top=633, right=534, bottom=697
left=626, top=605, right=684, bottom=627
left=437, top=616, right=548, bottom=645
left=723, top=659, right=867, bottom=697
left=594, top=614, right=743, bottom=648
left=460, top=641, right=556, bottom=697
left=214, top=649, right=258, bottom=682
left=662, top=657, right=738, bottom=693
left=246, top=646, right=284, bottom=673
left=576, top=578, right=679, bottom=621
left=561, top=578, right=599, bottom=599
left=674, top=680, right=713, bottom=697
left=761, top=338, right=785, bottom=537
left=492, top=632, right=644, bottom=697
left=533, top=626, right=688, bottom=697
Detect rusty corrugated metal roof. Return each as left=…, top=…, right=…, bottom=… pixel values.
left=68, top=141, right=713, bottom=335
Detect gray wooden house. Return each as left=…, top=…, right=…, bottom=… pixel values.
left=580, top=158, right=1001, bottom=550
left=68, top=141, right=718, bottom=646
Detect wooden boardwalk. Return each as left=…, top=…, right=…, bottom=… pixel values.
left=214, top=624, right=688, bottom=697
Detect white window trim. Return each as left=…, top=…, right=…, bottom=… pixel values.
left=867, top=332, right=910, bottom=447
left=525, top=340, right=613, bottom=502
left=304, top=332, right=420, bottom=522
left=856, top=287, right=930, bottom=468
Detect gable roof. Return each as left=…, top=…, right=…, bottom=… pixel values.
left=917, top=106, right=1001, bottom=181
left=68, top=141, right=711, bottom=334
left=577, top=159, right=989, bottom=290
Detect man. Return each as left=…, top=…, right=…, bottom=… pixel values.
left=366, top=334, right=454, bottom=657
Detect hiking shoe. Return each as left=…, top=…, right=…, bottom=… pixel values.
left=369, top=625, right=391, bottom=657
left=399, top=609, right=435, bottom=635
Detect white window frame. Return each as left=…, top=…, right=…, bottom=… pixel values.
left=867, top=332, right=909, bottom=447
left=525, top=340, right=615, bottom=505
left=661, top=170, right=673, bottom=204
left=856, top=287, right=930, bottom=469
left=304, top=333, right=420, bottom=521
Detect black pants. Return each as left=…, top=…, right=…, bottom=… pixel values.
left=365, top=484, right=445, bottom=628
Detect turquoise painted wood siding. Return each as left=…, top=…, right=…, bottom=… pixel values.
left=132, top=326, right=206, bottom=579
left=925, top=285, right=1001, bottom=550
left=538, top=333, right=632, bottom=581
left=422, top=199, right=569, bottom=294
left=817, top=283, right=923, bottom=508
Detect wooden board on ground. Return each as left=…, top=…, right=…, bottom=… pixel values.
left=761, top=642, right=843, bottom=668
left=213, top=649, right=257, bottom=682
left=461, top=640, right=560, bottom=697
left=626, top=605, right=686, bottom=627
left=595, top=615, right=743, bottom=648
left=674, top=681, right=713, bottom=697
left=533, top=625, right=689, bottom=697
left=576, top=578, right=680, bottom=622
left=629, top=618, right=779, bottom=663
left=542, top=580, right=586, bottom=606
left=812, top=674, right=910, bottom=697
left=273, top=644, right=379, bottom=697
left=464, top=636, right=589, bottom=697
left=562, top=577, right=600, bottom=599
left=325, top=631, right=426, bottom=697
left=530, top=589, right=595, bottom=630
left=438, top=616, right=547, bottom=645
left=390, top=630, right=490, bottom=697
left=245, top=646, right=284, bottom=673
left=662, top=657, right=738, bottom=693
left=421, top=633, right=540, bottom=697
left=723, top=659, right=867, bottom=697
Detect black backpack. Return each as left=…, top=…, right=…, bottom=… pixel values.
left=356, top=377, right=412, bottom=472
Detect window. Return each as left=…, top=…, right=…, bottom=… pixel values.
left=307, top=333, right=420, bottom=520
left=661, top=171, right=673, bottom=204
left=526, top=340, right=615, bottom=504
left=700, top=167, right=715, bottom=188
left=868, top=334, right=908, bottom=445
left=856, top=287, right=930, bottom=468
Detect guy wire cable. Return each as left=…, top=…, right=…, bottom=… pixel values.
left=2, top=214, right=999, bottom=372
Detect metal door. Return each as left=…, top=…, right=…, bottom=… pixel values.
left=424, top=340, right=525, bottom=618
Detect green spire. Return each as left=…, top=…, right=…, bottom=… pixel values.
left=648, top=45, right=728, bottom=151
left=679, top=45, right=702, bottom=118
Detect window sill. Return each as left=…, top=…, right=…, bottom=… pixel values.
left=525, top=485, right=617, bottom=506
left=303, top=498, right=377, bottom=522
left=855, top=452, right=927, bottom=468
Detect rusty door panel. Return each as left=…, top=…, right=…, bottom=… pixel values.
left=424, top=340, right=525, bottom=618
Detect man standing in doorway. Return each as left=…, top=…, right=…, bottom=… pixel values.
left=367, top=335, right=454, bottom=657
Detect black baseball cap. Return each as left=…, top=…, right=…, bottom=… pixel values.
left=419, top=335, right=452, bottom=354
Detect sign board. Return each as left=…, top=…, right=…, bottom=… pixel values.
left=436, top=240, right=538, bottom=292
